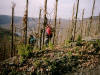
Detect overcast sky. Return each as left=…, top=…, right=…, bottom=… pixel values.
left=0, top=0, right=100, bottom=19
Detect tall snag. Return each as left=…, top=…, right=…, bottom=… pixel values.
left=56, top=18, right=61, bottom=44
left=80, top=9, right=84, bottom=38
left=43, top=0, right=47, bottom=45
left=97, top=13, right=100, bottom=34
left=70, top=3, right=75, bottom=41
left=53, top=0, right=58, bottom=45
left=38, top=9, right=42, bottom=36
left=88, top=0, right=96, bottom=36
left=22, top=0, right=28, bottom=45
left=38, top=9, right=42, bottom=50
left=11, top=2, right=15, bottom=57
left=73, top=0, right=79, bottom=41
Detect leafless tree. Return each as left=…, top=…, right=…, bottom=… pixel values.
left=73, top=0, right=80, bottom=41
left=53, top=0, right=58, bottom=45
left=43, top=0, right=47, bottom=45
left=88, top=0, right=96, bottom=36
left=11, top=1, right=16, bottom=57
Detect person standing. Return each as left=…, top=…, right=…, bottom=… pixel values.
left=45, top=24, right=52, bottom=46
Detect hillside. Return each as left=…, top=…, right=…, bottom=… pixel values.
left=0, top=15, right=38, bottom=30
left=0, top=27, right=19, bottom=42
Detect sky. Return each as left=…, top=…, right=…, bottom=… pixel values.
left=0, top=0, right=100, bottom=19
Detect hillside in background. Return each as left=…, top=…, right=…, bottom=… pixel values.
left=0, top=15, right=38, bottom=30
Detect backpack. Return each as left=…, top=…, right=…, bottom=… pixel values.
left=29, top=36, right=36, bottom=44
left=46, top=27, right=52, bottom=36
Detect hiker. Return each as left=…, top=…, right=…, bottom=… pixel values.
left=45, top=24, right=52, bottom=46
left=28, top=35, right=36, bottom=46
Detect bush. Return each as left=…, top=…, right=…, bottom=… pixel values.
left=96, top=39, right=100, bottom=47
left=17, top=44, right=33, bottom=62
left=64, top=40, right=71, bottom=47
left=48, top=42, right=54, bottom=50
left=77, top=35, right=82, bottom=42
left=76, top=35, right=83, bottom=46
left=9, top=70, right=17, bottom=75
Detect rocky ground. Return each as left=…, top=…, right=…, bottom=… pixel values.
left=0, top=40, right=100, bottom=75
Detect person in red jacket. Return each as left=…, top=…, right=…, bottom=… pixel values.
left=45, top=24, right=52, bottom=46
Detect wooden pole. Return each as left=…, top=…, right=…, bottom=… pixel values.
left=43, top=0, right=47, bottom=45
left=53, top=0, right=58, bottom=45
left=73, top=0, right=80, bottom=41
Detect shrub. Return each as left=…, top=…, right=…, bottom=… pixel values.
left=96, top=39, right=100, bottom=47
left=77, top=35, right=82, bottom=42
left=9, top=70, right=17, bottom=75
left=64, top=40, right=71, bottom=47
left=48, top=42, right=54, bottom=50
left=17, top=44, right=33, bottom=62
left=76, top=35, right=83, bottom=46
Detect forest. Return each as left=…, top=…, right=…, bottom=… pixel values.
left=0, top=0, right=100, bottom=75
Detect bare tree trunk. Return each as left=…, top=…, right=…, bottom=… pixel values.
left=25, top=0, right=28, bottom=45
left=40, top=30, right=42, bottom=50
left=85, top=20, right=88, bottom=36
left=38, top=9, right=42, bottom=50
left=53, top=0, right=58, bottom=45
left=11, top=5, right=15, bottom=57
left=98, top=13, right=100, bottom=33
left=73, top=0, right=80, bottom=41
left=38, top=9, right=42, bottom=36
left=88, top=0, right=95, bottom=36
left=70, top=3, right=75, bottom=41
left=22, top=0, right=28, bottom=45
left=56, top=18, right=61, bottom=44
left=81, top=9, right=84, bottom=38
left=14, top=26, right=17, bottom=55
left=43, top=0, right=47, bottom=45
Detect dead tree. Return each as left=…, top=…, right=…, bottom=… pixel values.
left=80, top=9, right=84, bottom=38
left=70, top=3, right=75, bottom=41
left=98, top=13, right=100, bottom=33
left=73, top=0, right=80, bottom=41
left=88, top=0, right=96, bottom=36
left=53, top=0, right=58, bottom=45
left=56, top=18, right=61, bottom=44
left=38, top=9, right=42, bottom=36
left=11, top=2, right=15, bottom=57
left=43, top=0, right=47, bottom=45
left=38, top=8, right=42, bottom=50
left=22, top=0, right=28, bottom=45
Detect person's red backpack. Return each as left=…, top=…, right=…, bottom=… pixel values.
left=46, top=25, right=52, bottom=38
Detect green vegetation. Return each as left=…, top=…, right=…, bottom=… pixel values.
left=64, top=40, right=71, bottom=47
left=76, top=35, right=83, bottom=46
left=17, top=44, right=33, bottom=62
left=48, top=42, right=54, bottom=50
